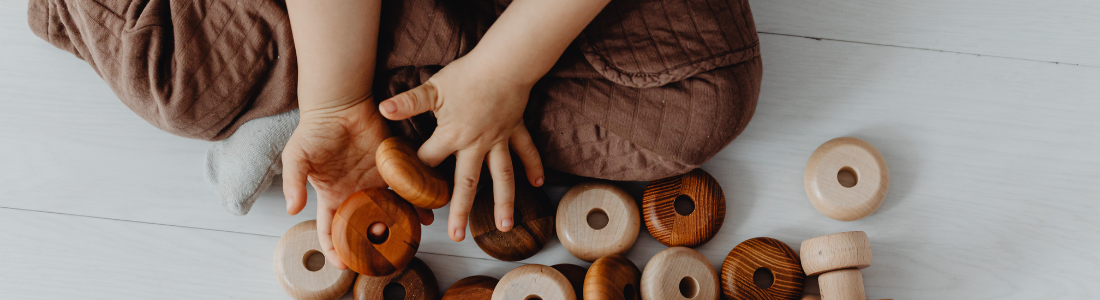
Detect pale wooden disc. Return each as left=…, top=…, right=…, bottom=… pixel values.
left=492, top=264, right=576, bottom=300
left=799, top=231, right=872, bottom=276
left=556, top=182, right=640, bottom=262
left=641, top=247, right=719, bottom=300
left=804, top=137, right=889, bottom=221
left=274, top=220, right=356, bottom=300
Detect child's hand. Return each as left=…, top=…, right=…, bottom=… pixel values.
left=281, top=98, right=435, bottom=270
left=379, top=54, right=545, bottom=242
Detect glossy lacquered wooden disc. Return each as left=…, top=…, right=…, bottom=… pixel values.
left=641, top=247, right=719, bottom=300
left=274, top=220, right=356, bottom=300
left=332, top=188, right=421, bottom=276
left=799, top=231, right=872, bottom=275
left=376, top=137, right=450, bottom=209
left=556, top=182, right=641, bottom=262
left=353, top=257, right=439, bottom=300
left=720, top=237, right=806, bottom=300
left=470, top=181, right=555, bottom=261
left=642, top=168, right=726, bottom=247
left=553, top=264, right=588, bottom=300
left=804, top=137, right=889, bottom=221
left=584, top=254, right=641, bottom=300
left=442, top=275, right=498, bottom=300
left=493, top=264, right=576, bottom=300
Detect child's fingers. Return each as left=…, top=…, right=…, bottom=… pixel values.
left=417, top=134, right=455, bottom=168
left=415, top=207, right=435, bottom=226
left=281, top=146, right=310, bottom=215
left=447, top=150, right=485, bottom=242
left=315, top=201, right=347, bottom=270
left=510, top=126, right=545, bottom=187
left=379, top=81, right=439, bottom=121
left=487, top=143, right=516, bottom=232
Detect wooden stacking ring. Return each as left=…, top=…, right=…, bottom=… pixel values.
left=274, top=220, right=356, bottom=300
left=641, top=247, right=719, bottom=300
left=805, top=137, right=889, bottom=221
left=493, top=264, right=577, bottom=300
left=642, top=168, right=726, bottom=247
left=798, top=231, right=872, bottom=276
left=442, top=276, right=498, bottom=300
left=553, top=264, right=589, bottom=300
left=470, top=181, right=555, bottom=261
left=376, top=137, right=451, bottom=209
left=556, top=182, right=640, bottom=261
left=584, top=254, right=641, bottom=300
left=720, top=237, right=806, bottom=300
left=332, top=188, right=421, bottom=276
left=353, top=257, right=439, bottom=300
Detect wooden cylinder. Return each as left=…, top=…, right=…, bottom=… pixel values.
left=274, top=220, right=356, bottom=300
left=556, top=182, right=641, bottom=261
left=641, top=247, right=719, bottom=300
left=443, top=276, right=498, bottom=300
left=798, top=231, right=872, bottom=276
left=332, top=188, right=421, bottom=276
left=553, top=264, right=589, bottom=300
left=642, top=169, right=726, bottom=247
left=470, top=181, right=555, bottom=261
left=352, top=257, right=439, bottom=300
left=818, top=269, right=865, bottom=300
left=376, top=137, right=451, bottom=209
left=804, top=137, right=889, bottom=221
left=493, top=264, right=577, bottom=300
left=584, top=254, right=641, bottom=300
left=720, top=237, right=806, bottom=300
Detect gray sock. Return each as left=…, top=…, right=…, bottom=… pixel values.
left=205, top=109, right=299, bottom=215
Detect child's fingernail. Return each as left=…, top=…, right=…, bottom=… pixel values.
left=454, top=228, right=464, bottom=240
left=501, top=218, right=513, bottom=230
left=380, top=101, right=397, bottom=114
left=536, top=177, right=544, bottom=186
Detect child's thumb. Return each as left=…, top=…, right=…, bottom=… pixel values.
left=379, top=82, right=438, bottom=121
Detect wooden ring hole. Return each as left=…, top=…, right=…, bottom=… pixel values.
left=753, top=267, right=774, bottom=289
left=837, top=167, right=858, bottom=188
left=679, top=276, right=698, bottom=298
left=624, top=284, right=637, bottom=300
left=673, top=195, right=695, bottom=216
left=586, top=208, right=609, bottom=230
left=524, top=295, right=542, bottom=300
left=368, top=222, right=390, bottom=244
left=303, top=250, right=326, bottom=272
left=382, top=282, right=407, bottom=300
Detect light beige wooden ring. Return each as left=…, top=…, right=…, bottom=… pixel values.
left=641, top=247, right=719, bottom=300
left=274, top=220, right=356, bottom=300
left=799, top=231, right=872, bottom=276
left=492, top=264, right=577, bottom=300
left=804, top=137, right=889, bottom=221
left=556, top=182, right=641, bottom=262
left=818, top=269, right=865, bottom=300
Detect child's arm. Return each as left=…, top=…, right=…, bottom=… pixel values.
left=378, top=0, right=612, bottom=242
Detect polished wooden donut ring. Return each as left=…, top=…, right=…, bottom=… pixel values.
left=798, top=231, right=872, bottom=276
left=556, top=182, right=640, bottom=261
left=584, top=254, right=641, bottom=300
left=642, top=168, right=726, bottom=247
left=274, top=220, right=356, bottom=300
left=332, top=188, right=421, bottom=276
left=641, top=247, right=719, bottom=300
left=804, top=137, right=889, bottom=221
left=720, top=237, right=806, bottom=300
left=353, top=257, right=439, bottom=300
left=493, top=264, right=576, bottom=300
left=442, top=276, right=498, bottom=300
left=470, top=181, right=555, bottom=261
left=376, top=137, right=451, bottom=209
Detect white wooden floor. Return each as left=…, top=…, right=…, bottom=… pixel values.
left=3, top=0, right=1099, bottom=299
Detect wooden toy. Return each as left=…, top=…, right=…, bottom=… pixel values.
left=332, top=188, right=421, bottom=276
left=274, top=220, right=356, bottom=300
left=720, top=237, right=805, bottom=300
left=800, top=231, right=873, bottom=300
left=556, top=182, right=641, bottom=261
left=553, top=264, right=589, bottom=300
left=493, top=264, right=577, bottom=300
left=376, top=137, right=450, bottom=209
left=641, top=247, right=719, bottom=300
left=470, top=181, right=555, bottom=261
left=642, top=168, right=726, bottom=247
left=352, top=257, right=439, bottom=300
left=442, top=276, right=498, bottom=300
left=804, top=137, right=889, bottom=221
left=584, top=254, right=641, bottom=300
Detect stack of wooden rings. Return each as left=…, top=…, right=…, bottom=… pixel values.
left=800, top=231, right=873, bottom=300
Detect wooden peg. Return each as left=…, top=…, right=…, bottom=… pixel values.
left=556, top=182, right=641, bottom=261
left=642, top=168, right=726, bottom=247
left=818, top=269, right=865, bottom=300
left=553, top=264, right=589, bottom=300
left=493, top=264, right=577, bottom=300
left=274, top=220, right=356, bottom=300
left=376, top=137, right=451, bottom=209
left=353, top=257, right=440, bottom=300
left=798, top=231, right=872, bottom=276
left=332, top=188, right=421, bottom=276
left=584, top=254, right=641, bottom=300
left=442, top=276, right=498, bottom=300
left=804, top=137, right=889, bottom=221
left=470, top=181, right=555, bottom=261
left=720, top=237, right=806, bottom=300
left=641, top=247, right=719, bottom=300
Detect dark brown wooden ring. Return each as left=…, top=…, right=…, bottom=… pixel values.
left=720, top=237, right=806, bottom=300
left=332, top=188, right=421, bottom=277
left=469, top=181, right=555, bottom=261
left=353, top=257, right=440, bottom=300
left=584, top=254, right=641, bottom=300
left=442, top=275, right=498, bottom=300
left=642, top=168, right=726, bottom=247
left=376, top=137, right=451, bottom=209
left=553, top=264, right=589, bottom=300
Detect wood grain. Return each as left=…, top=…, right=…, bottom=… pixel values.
left=273, top=220, right=356, bottom=300
left=721, top=237, right=806, bottom=300
left=556, top=182, right=641, bottom=261
left=804, top=137, right=889, bottom=221
left=641, top=247, right=719, bottom=300
left=584, top=254, right=641, bottom=300
left=353, top=257, right=440, bottom=300
left=799, top=231, right=872, bottom=276
left=470, top=181, right=555, bottom=261
left=376, top=137, right=451, bottom=209
left=818, top=269, right=865, bottom=300
left=332, top=188, right=421, bottom=276
left=553, top=264, right=589, bottom=300
left=642, top=168, right=726, bottom=247
left=442, top=275, right=498, bottom=300
left=493, top=264, right=576, bottom=300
